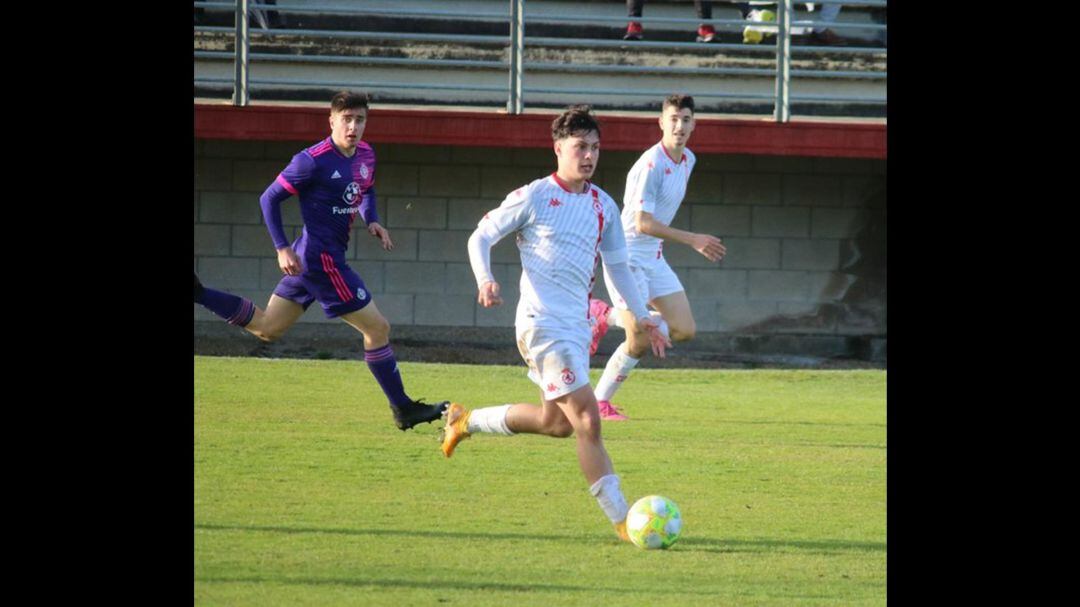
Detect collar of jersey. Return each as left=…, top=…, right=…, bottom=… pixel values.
left=550, top=172, right=592, bottom=194
left=659, top=142, right=688, bottom=165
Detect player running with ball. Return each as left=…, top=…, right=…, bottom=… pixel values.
left=441, top=105, right=670, bottom=541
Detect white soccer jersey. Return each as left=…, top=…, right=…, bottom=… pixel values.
left=621, top=142, right=696, bottom=260
left=472, top=174, right=630, bottom=333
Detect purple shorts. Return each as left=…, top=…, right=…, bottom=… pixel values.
left=272, top=251, right=372, bottom=318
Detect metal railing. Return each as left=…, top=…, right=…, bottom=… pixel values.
left=194, top=0, right=887, bottom=121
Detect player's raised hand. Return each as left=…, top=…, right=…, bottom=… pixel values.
left=368, top=222, right=394, bottom=251
left=690, top=233, right=726, bottom=262
left=637, top=317, right=672, bottom=359
left=276, top=246, right=303, bottom=276
left=478, top=280, right=503, bottom=308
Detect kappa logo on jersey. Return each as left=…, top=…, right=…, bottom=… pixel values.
left=331, top=170, right=342, bottom=179
left=356, top=287, right=367, bottom=300
left=546, top=383, right=558, bottom=393
left=549, top=198, right=562, bottom=207
left=665, top=168, right=672, bottom=175
left=561, top=368, right=576, bottom=385
left=615, top=374, right=627, bottom=383
left=592, top=199, right=603, bottom=215
left=342, top=181, right=361, bottom=205
left=647, top=161, right=654, bottom=169
left=359, top=163, right=370, bottom=180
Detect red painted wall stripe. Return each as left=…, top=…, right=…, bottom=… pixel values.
left=195, top=103, right=885, bottom=159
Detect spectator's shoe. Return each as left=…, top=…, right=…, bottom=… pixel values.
left=742, top=8, right=776, bottom=44
left=391, top=399, right=449, bottom=431
left=440, top=403, right=472, bottom=457
left=623, top=22, right=644, bottom=41
left=588, top=298, right=612, bottom=355
left=598, top=400, right=629, bottom=421
left=809, top=28, right=845, bottom=46
left=696, top=24, right=717, bottom=43
left=194, top=273, right=204, bottom=302
left=615, top=520, right=631, bottom=542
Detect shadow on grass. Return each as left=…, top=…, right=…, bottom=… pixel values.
left=195, top=522, right=885, bottom=555
left=679, top=536, right=886, bottom=555
left=714, top=419, right=886, bottom=429
left=195, top=573, right=726, bottom=596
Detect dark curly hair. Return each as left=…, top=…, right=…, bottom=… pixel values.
left=551, top=104, right=601, bottom=141
left=662, top=94, right=695, bottom=114
left=330, top=91, right=370, bottom=113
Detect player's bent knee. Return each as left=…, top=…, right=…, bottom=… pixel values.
left=670, top=326, right=696, bottom=342
left=549, top=418, right=574, bottom=438
left=574, top=414, right=602, bottom=442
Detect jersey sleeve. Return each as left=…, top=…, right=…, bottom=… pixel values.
left=467, top=186, right=535, bottom=288
left=474, top=185, right=534, bottom=241
left=624, top=154, right=663, bottom=216
left=598, top=195, right=629, bottom=266
left=276, top=151, right=316, bottom=195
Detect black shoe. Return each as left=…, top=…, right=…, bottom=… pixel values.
left=194, top=273, right=204, bottom=302
left=809, top=28, right=846, bottom=46
left=391, top=399, right=449, bottom=431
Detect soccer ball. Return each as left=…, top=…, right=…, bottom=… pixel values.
left=626, top=495, right=682, bottom=549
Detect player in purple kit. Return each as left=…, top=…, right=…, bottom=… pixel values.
left=194, top=91, right=448, bottom=431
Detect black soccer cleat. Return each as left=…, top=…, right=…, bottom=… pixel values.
left=390, top=399, right=450, bottom=431
left=194, top=272, right=205, bottom=302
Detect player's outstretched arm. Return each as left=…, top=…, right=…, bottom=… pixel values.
left=636, top=211, right=726, bottom=262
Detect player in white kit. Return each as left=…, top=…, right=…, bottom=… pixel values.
left=442, top=105, right=670, bottom=542
left=589, top=95, right=727, bottom=421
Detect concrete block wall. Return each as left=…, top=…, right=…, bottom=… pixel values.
left=195, top=139, right=886, bottom=339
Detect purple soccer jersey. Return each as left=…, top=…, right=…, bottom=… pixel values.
left=260, top=137, right=379, bottom=318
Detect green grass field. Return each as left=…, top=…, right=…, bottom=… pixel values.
left=195, top=356, right=886, bottom=606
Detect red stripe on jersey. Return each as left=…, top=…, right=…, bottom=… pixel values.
left=321, top=253, right=354, bottom=302
left=276, top=174, right=298, bottom=195
left=587, top=188, right=604, bottom=318
left=309, top=140, right=334, bottom=157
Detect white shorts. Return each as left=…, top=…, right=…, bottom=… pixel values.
left=516, top=325, right=591, bottom=400
left=602, top=254, right=684, bottom=311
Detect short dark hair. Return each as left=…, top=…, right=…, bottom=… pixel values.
left=551, top=104, right=601, bottom=141
left=330, top=91, right=370, bottom=113
left=662, top=94, right=695, bottom=114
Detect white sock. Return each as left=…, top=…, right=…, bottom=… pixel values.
left=595, top=344, right=639, bottom=402
left=466, top=404, right=514, bottom=435
left=589, top=474, right=629, bottom=523
left=608, top=308, right=626, bottom=329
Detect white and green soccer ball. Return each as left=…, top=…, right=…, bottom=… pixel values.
left=626, top=495, right=682, bottom=550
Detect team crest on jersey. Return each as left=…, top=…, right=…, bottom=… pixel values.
left=359, top=163, right=370, bottom=180
left=356, top=287, right=367, bottom=300
left=343, top=181, right=361, bottom=205
left=561, top=368, right=576, bottom=385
